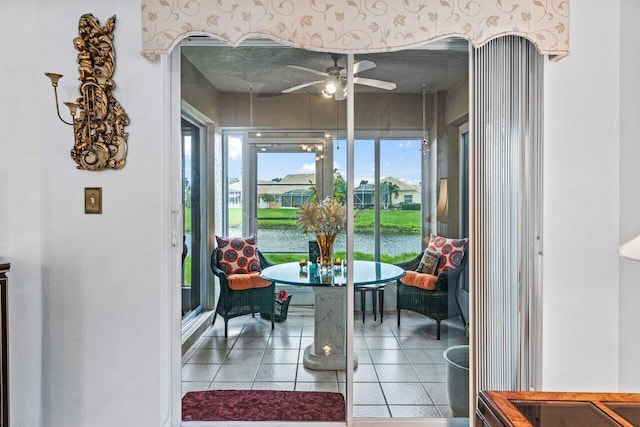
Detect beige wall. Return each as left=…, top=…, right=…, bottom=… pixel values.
left=444, top=75, right=470, bottom=238
left=446, top=75, right=470, bottom=126
left=215, top=92, right=434, bottom=130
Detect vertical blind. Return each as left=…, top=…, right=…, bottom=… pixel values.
left=471, top=36, right=544, bottom=395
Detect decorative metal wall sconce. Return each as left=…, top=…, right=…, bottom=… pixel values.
left=45, top=14, right=129, bottom=171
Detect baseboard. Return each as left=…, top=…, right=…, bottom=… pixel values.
left=181, top=310, right=215, bottom=354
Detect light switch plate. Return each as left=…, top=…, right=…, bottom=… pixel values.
left=84, top=187, right=102, bottom=214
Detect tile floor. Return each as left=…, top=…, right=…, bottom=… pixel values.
left=182, top=308, right=469, bottom=418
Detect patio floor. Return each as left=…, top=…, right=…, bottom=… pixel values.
left=182, top=308, right=469, bottom=418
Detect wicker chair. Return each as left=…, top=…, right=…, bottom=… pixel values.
left=210, top=248, right=275, bottom=337
left=396, top=245, right=468, bottom=339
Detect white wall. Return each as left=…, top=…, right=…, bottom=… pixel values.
left=0, top=1, right=637, bottom=426
left=619, top=0, right=640, bottom=392
left=0, top=2, right=168, bottom=426
left=0, top=2, right=46, bottom=425
left=542, top=0, right=621, bottom=391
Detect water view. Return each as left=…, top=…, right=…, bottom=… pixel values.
left=243, top=228, right=422, bottom=257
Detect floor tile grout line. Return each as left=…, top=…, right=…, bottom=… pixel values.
left=184, top=314, right=463, bottom=416
left=293, top=325, right=303, bottom=388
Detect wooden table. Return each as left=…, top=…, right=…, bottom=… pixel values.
left=477, top=390, right=640, bottom=427
left=0, top=260, right=9, bottom=427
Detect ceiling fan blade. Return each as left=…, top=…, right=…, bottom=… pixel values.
left=354, top=77, right=397, bottom=91
left=282, top=80, right=325, bottom=94
left=287, top=65, right=328, bottom=77
left=339, top=59, right=376, bottom=77
left=353, top=60, right=376, bottom=74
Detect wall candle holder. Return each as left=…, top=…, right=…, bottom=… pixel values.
left=45, top=14, right=129, bottom=171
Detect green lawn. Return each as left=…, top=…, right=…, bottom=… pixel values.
left=352, top=209, right=422, bottom=234
left=184, top=208, right=192, bottom=233
left=183, top=255, right=191, bottom=285
left=228, top=207, right=422, bottom=233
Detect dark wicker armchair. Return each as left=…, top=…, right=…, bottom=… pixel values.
left=210, top=248, right=275, bottom=337
left=396, top=245, right=468, bottom=339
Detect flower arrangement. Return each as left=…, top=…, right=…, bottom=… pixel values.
left=297, top=196, right=347, bottom=270
left=296, top=195, right=347, bottom=236
left=276, top=289, right=289, bottom=303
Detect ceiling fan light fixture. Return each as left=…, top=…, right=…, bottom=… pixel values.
left=284, top=56, right=396, bottom=99
left=325, top=81, right=338, bottom=94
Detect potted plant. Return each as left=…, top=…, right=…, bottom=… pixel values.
left=261, top=290, right=292, bottom=322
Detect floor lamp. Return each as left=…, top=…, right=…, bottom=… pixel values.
left=437, top=177, right=448, bottom=223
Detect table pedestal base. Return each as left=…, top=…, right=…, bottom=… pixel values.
left=303, top=345, right=358, bottom=371
left=302, top=285, right=358, bottom=371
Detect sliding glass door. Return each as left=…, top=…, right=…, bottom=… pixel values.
left=182, top=118, right=203, bottom=320
left=180, top=40, right=472, bottom=423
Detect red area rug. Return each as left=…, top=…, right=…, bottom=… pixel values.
left=182, top=389, right=345, bottom=422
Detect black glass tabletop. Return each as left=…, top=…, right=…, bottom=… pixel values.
left=261, top=260, right=405, bottom=287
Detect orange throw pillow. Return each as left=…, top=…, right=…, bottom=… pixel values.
left=226, top=272, right=272, bottom=291
left=400, top=270, right=438, bottom=290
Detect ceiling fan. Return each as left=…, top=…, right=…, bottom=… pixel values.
left=282, top=54, right=397, bottom=100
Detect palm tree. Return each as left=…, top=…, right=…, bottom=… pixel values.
left=381, top=181, right=400, bottom=209
left=333, top=174, right=347, bottom=203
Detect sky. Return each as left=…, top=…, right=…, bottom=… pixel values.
left=226, top=136, right=424, bottom=186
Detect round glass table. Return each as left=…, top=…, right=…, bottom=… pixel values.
left=261, top=260, right=405, bottom=370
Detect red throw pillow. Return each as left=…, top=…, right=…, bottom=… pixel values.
left=215, top=234, right=261, bottom=275
left=428, top=235, right=468, bottom=273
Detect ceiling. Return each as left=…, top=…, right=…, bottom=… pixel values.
left=181, top=38, right=469, bottom=97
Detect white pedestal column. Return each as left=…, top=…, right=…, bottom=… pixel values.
left=303, top=285, right=358, bottom=370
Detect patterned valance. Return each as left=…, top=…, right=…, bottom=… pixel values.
left=141, top=0, right=569, bottom=61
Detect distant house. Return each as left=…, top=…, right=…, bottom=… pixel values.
left=258, top=174, right=316, bottom=207
left=354, top=176, right=421, bottom=208
left=227, top=174, right=315, bottom=208
left=232, top=173, right=420, bottom=208
left=229, top=181, right=242, bottom=207
left=385, top=176, right=421, bottom=206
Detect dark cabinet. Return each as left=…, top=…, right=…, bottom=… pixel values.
left=477, top=390, right=640, bottom=427
left=0, top=260, right=9, bottom=427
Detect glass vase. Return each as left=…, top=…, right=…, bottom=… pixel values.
left=316, top=233, right=336, bottom=274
